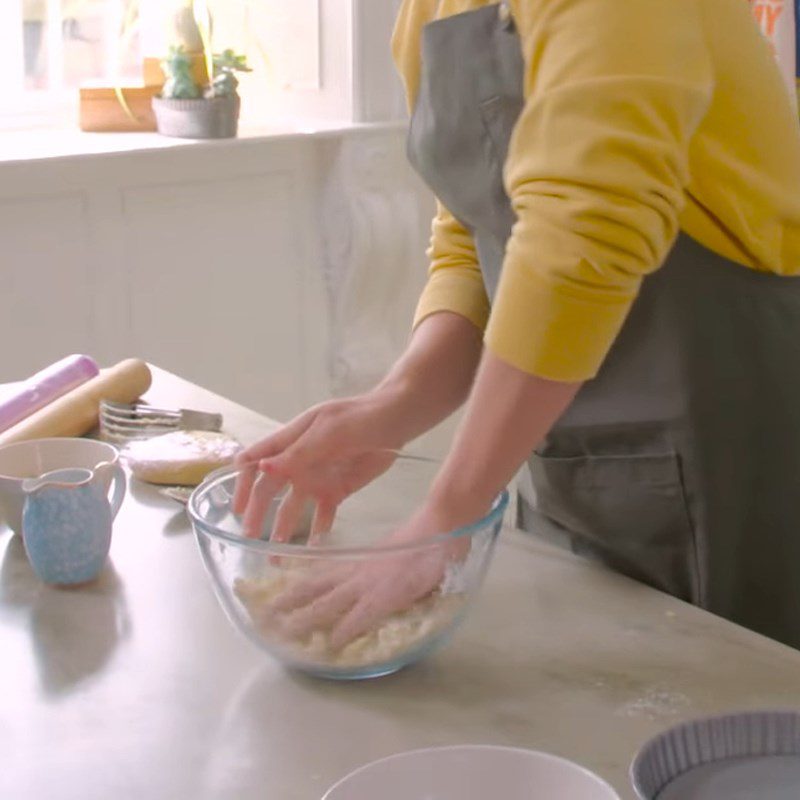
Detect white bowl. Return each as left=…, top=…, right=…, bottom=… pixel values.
left=0, top=437, right=121, bottom=534
left=322, top=745, right=621, bottom=800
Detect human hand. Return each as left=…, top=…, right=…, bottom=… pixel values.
left=232, top=392, right=409, bottom=542
left=268, top=503, right=475, bottom=649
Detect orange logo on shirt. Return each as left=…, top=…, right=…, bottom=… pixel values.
left=751, top=0, right=785, bottom=37
left=750, top=0, right=785, bottom=57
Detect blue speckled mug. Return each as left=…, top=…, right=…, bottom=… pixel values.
left=22, top=465, right=126, bottom=586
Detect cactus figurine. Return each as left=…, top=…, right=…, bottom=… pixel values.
left=160, top=46, right=201, bottom=100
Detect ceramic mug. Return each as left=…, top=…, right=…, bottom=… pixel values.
left=0, top=438, right=122, bottom=535
left=22, top=465, right=126, bottom=586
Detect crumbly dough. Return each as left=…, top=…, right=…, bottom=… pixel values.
left=124, top=430, right=242, bottom=486
left=234, top=572, right=464, bottom=670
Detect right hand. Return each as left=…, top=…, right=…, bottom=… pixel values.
left=232, top=392, right=408, bottom=542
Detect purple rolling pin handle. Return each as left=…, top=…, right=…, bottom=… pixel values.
left=0, top=354, right=100, bottom=433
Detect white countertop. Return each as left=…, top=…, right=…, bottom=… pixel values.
left=3, top=367, right=800, bottom=800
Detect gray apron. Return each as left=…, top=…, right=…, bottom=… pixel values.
left=406, top=3, right=800, bottom=648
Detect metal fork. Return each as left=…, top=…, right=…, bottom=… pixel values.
left=99, top=399, right=223, bottom=444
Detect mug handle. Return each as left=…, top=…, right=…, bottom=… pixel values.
left=106, top=463, right=127, bottom=520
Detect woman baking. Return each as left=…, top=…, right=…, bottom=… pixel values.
left=234, top=0, right=800, bottom=650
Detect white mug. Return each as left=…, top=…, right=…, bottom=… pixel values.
left=0, top=438, right=123, bottom=535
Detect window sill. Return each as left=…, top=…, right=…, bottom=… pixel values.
left=0, top=119, right=406, bottom=164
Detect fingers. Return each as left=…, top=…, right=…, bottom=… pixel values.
left=282, top=582, right=359, bottom=638
left=270, top=568, right=344, bottom=613
left=234, top=411, right=315, bottom=516
left=271, top=485, right=309, bottom=543
left=330, top=592, right=386, bottom=650
left=328, top=554, right=445, bottom=649
left=237, top=410, right=316, bottom=466
left=263, top=432, right=337, bottom=478
left=232, top=462, right=258, bottom=516
left=242, top=470, right=287, bottom=539
left=233, top=400, right=381, bottom=529
left=308, top=500, right=337, bottom=546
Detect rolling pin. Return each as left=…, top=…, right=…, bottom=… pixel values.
left=0, top=359, right=152, bottom=446
left=0, top=354, right=100, bottom=434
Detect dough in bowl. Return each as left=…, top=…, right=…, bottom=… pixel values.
left=234, top=571, right=465, bottom=670
left=124, top=430, right=242, bottom=486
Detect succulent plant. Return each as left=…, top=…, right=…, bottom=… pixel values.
left=210, top=49, right=252, bottom=98
left=160, top=45, right=250, bottom=100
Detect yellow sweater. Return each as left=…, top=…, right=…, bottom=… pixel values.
left=393, top=0, right=800, bottom=381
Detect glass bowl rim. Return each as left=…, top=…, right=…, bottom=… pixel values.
left=187, top=462, right=509, bottom=558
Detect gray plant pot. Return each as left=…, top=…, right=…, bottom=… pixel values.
left=152, top=94, right=241, bottom=139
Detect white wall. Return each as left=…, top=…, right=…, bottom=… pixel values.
left=0, top=125, right=435, bottom=427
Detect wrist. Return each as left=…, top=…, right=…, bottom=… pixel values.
left=426, top=482, right=494, bottom=531
left=369, top=370, right=431, bottom=446
left=389, top=500, right=475, bottom=560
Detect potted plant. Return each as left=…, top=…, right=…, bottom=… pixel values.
left=152, top=46, right=251, bottom=139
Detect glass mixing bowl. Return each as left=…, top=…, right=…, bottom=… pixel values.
left=187, top=456, right=509, bottom=680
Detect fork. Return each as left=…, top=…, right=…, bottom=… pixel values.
left=99, top=399, right=223, bottom=443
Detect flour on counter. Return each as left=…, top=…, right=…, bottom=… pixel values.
left=616, top=686, right=692, bottom=720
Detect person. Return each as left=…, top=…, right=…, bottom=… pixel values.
left=235, top=0, right=800, bottom=651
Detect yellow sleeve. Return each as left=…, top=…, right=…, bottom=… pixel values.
left=413, top=200, right=491, bottom=333
left=394, top=2, right=489, bottom=334
left=485, top=0, right=714, bottom=381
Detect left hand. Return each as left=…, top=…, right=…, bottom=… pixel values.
left=270, top=503, right=473, bottom=649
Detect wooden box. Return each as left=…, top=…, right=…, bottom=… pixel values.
left=79, top=85, right=160, bottom=132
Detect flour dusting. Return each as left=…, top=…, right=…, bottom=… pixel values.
left=616, top=686, right=692, bottom=720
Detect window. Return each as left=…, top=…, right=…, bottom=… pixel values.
left=0, top=0, right=324, bottom=129
left=0, top=1, right=400, bottom=136
left=0, top=1, right=142, bottom=125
